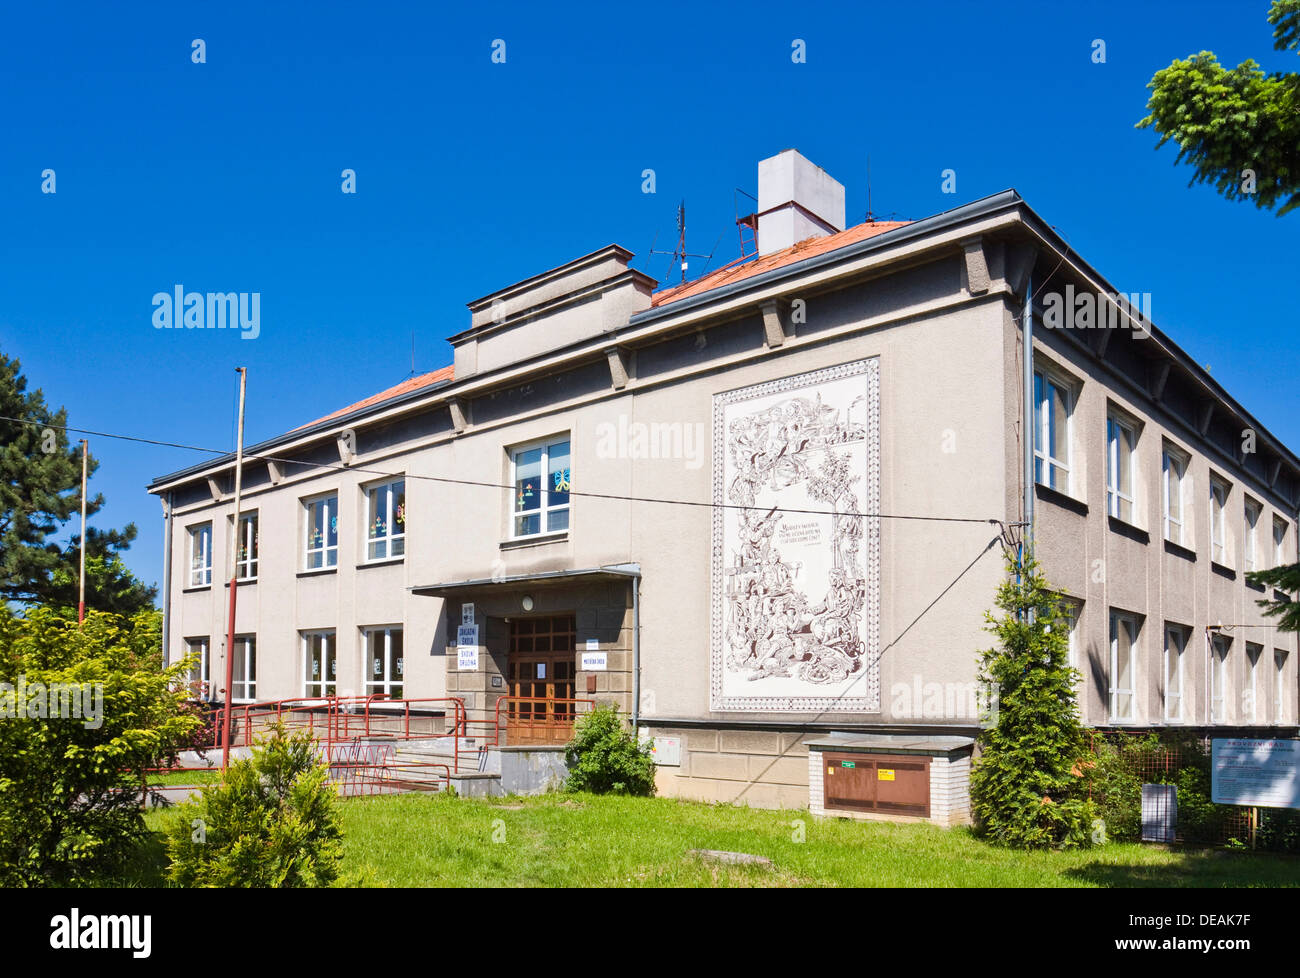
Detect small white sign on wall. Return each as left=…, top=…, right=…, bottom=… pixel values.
left=581, top=650, right=607, bottom=671
left=457, top=624, right=479, bottom=671
left=585, top=638, right=599, bottom=651
left=462, top=603, right=475, bottom=626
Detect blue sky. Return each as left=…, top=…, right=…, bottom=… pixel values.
left=1, top=0, right=1296, bottom=594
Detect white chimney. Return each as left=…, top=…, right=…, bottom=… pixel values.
left=756, top=149, right=846, bottom=256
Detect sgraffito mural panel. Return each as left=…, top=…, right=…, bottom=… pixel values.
left=711, top=358, right=880, bottom=712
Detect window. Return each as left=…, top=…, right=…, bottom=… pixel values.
left=1209, top=477, right=1230, bottom=566
left=303, top=631, right=336, bottom=697
left=1276, top=516, right=1290, bottom=568
left=1058, top=599, right=1082, bottom=674
left=1164, top=625, right=1186, bottom=723
left=185, top=637, right=210, bottom=699
left=1033, top=370, right=1072, bottom=492
left=1276, top=651, right=1289, bottom=724
left=1106, top=415, right=1137, bottom=523
left=231, top=636, right=256, bottom=702
left=1162, top=446, right=1188, bottom=546
left=1109, top=611, right=1138, bottom=722
left=1210, top=633, right=1230, bottom=724
left=511, top=436, right=570, bottom=538
left=1243, top=499, right=1262, bottom=572
left=364, top=627, right=404, bottom=700
left=235, top=512, right=259, bottom=580
left=304, top=494, right=338, bottom=570
left=188, top=523, right=212, bottom=587
left=1245, top=643, right=1263, bottom=724
left=366, top=478, right=406, bottom=560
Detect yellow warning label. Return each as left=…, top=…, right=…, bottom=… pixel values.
left=878, top=769, right=895, bottom=781
left=827, top=766, right=835, bottom=775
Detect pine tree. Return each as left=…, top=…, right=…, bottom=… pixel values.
left=970, top=552, right=1097, bottom=849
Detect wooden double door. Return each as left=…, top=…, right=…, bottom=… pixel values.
left=506, top=614, right=576, bottom=744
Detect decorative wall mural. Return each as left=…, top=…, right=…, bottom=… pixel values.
left=711, top=359, right=880, bottom=712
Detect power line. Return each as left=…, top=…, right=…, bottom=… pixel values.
left=0, top=414, right=1014, bottom=527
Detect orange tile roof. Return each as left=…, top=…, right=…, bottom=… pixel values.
left=651, top=220, right=911, bottom=307
left=297, top=365, right=454, bottom=429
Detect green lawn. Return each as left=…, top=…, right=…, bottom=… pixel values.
left=134, top=791, right=1300, bottom=887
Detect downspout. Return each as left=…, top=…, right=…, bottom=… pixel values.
left=632, top=572, right=642, bottom=736
left=1022, top=271, right=1035, bottom=557
left=161, top=491, right=174, bottom=668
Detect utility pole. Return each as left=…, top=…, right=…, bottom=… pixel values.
left=221, top=368, right=248, bottom=770
left=78, top=439, right=88, bottom=625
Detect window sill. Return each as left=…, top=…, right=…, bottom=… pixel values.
left=297, top=566, right=338, bottom=579
left=1163, top=539, right=1196, bottom=562
left=183, top=584, right=213, bottom=593
left=358, top=556, right=406, bottom=569
left=223, top=578, right=258, bottom=588
left=1107, top=515, right=1149, bottom=545
left=1246, top=578, right=1267, bottom=593
left=1034, top=482, right=1088, bottom=517
left=501, top=532, right=568, bottom=551
left=1211, top=561, right=1237, bottom=581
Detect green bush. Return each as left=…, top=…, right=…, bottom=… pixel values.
left=0, top=607, right=199, bottom=885
left=164, top=723, right=343, bottom=887
left=563, top=705, right=657, bottom=796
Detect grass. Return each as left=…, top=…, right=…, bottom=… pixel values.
left=132, top=790, right=1300, bottom=887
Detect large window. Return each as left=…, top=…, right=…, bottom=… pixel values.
left=1109, top=611, right=1138, bottom=723
left=1033, top=370, right=1072, bottom=493
left=304, top=494, right=339, bottom=570
left=188, top=522, right=212, bottom=587
left=1276, top=516, right=1290, bottom=568
left=1106, top=415, right=1137, bottom=523
left=1164, top=625, right=1186, bottom=724
left=303, top=631, right=336, bottom=697
left=1210, top=633, right=1230, bottom=724
left=1162, top=446, right=1188, bottom=546
left=1243, top=499, right=1261, bottom=573
left=366, top=478, right=406, bottom=560
left=1245, top=643, right=1263, bottom=724
left=364, top=627, right=404, bottom=700
left=1277, top=650, right=1290, bottom=724
left=235, top=512, right=259, bottom=580
left=231, top=636, right=257, bottom=702
left=185, top=637, right=210, bottom=699
left=1209, top=476, right=1230, bottom=566
left=511, top=437, right=570, bottom=538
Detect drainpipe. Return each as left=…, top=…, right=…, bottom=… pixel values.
left=1022, top=271, right=1035, bottom=558
left=632, top=572, right=642, bottom=736
left=161, top=491, right=173, bottom=667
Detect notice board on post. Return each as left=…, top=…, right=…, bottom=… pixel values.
left=1211, top=739, right=1300, bottom=809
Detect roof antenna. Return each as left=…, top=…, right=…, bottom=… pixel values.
left=649, top=200, right=710, bottom=285
left=410, top=331, right=416, bottom=378
left=866, top=155, right=875, bottom=223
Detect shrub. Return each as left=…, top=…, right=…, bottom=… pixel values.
left=970, top=554, right=1098, bottom=849
left=564, top=705, right=657, bottom=796
left=0, top=607, right=199, bottom=885
left=164, top=723, right=343, bottom=887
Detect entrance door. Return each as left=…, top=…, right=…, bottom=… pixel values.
left=506, top=615, right=576, bottom=745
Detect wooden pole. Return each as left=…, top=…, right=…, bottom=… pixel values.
left=78, top=439, right=88, bottom=624
left=221, top=368, right=248, bottom=770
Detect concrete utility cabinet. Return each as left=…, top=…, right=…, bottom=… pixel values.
left=808, top=734, right=974, bottom=826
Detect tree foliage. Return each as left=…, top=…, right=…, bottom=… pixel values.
left=564, top=705, right=657, bottom=796
left=164, top=723, right=344, bottom=887
left=970, top=553, right=1097, bottom=849
left=0, top=607, right=198, bottom=885
left=1137, top=0, right=1300, bottom=215
left=1245, top=562, right=1300, bottom=632
left=0, top=351, right=156, bottom=613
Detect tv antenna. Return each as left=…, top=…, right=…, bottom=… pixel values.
left=649, top=200, right=713, bottom=285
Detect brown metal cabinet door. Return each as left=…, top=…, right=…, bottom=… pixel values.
left=871, top=757, right=930, bottom=818
left=823, top=754, right=876, bottom=813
